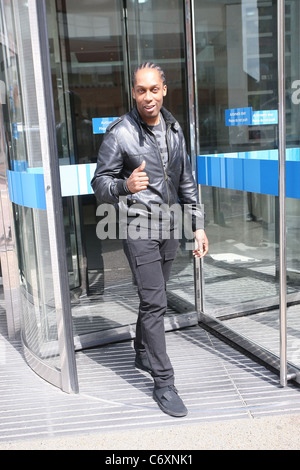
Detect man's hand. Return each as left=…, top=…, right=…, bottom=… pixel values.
left=193, top=229, right=209, bottom=258
left=126, top=160, right=149, bottom=193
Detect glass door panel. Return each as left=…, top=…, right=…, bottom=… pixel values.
left=47, top=0, right=132, bottom=342
left=127, top=0, right=198, bottom=330
left=196, top=1, right=286, bottom=365
left=127, top=0, right=190, bottom=146
left=46, top=0, right=197, bottom=348
left=0, top=0, right=78, bottom=390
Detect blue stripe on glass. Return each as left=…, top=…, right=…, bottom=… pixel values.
left=7, top=147, right=300, bottom=211
left=286, top=161, right=300, bottom=199
left=10, top=160, right=28, bottom=171
left=85, top=163, right=93, bottom=194
left=59, top=165, right=78, bottom=197
left=197, top=155, right=278, bottom=196
left=7, top=169, right=46, bottom=209
left=7, top=163, right=97, bottom=209
left=197, top=148, right=300, bottom=198
left=59, top=163, right=96, bottom=196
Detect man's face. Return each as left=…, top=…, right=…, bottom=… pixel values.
left=132, top=68, right=167, bottom=126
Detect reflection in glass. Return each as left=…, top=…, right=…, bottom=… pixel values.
left=196, top=1, right=283, bottom=358
left=0, top=1, right=60, bottom=368
left=196, top=0, right=300, bottom=377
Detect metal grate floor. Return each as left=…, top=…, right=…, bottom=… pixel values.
left=2, top=304, right=300, bottom=444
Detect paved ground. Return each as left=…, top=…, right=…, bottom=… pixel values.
left=1, top=318, right=300, bottom=450
left=1, top=414, right=300, bottom=450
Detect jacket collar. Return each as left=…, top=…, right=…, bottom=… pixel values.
left=131, top=105, right=180, bottom=132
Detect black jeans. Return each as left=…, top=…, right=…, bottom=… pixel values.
left=123, top=232, right=179, bottom=388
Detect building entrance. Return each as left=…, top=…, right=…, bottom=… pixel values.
left=2, top=0, right=300, bottom=393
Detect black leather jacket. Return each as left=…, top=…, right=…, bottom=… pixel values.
left=91, top=106, right=204, bottom=231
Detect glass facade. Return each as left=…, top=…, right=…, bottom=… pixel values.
left=0, top=1, right=61, bottom=371
left=0, top=0, right=77, bottom=392
left=196, top=2, right=281, bottom=345
left=0, top=0, right=299, bottom=391
left=195, top=0, right=300, bottom=380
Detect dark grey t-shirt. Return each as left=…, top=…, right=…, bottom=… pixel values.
left=148, top=115, right=168, bottom=168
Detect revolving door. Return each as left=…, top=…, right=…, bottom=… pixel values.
left=1, top=0, right=299, bottom=393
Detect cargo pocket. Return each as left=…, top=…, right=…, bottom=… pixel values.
left=135, top=251, right=163, bottom=289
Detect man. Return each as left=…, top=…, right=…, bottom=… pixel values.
left=91, top=62, right=208, bottom=417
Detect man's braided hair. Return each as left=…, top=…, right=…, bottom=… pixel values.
left=131, top=62, right=167, bottom=87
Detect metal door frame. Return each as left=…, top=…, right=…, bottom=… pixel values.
left=25, top=0, right=78, bottom=393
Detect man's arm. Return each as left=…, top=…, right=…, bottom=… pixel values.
left=91, top=131, right=129, bottom=204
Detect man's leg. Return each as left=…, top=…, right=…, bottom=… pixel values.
left=123, top=236, right=174, bottom=388
left=123, top=235, right=187, bottom=417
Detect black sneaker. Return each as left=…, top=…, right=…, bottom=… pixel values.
left=135, top=354, right=152, bottom=373
left=153, top=385, right=188, bottom=417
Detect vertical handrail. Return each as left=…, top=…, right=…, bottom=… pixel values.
left=184, top=0, right=196, bottom=170
left=121, top=0, right=132, bottom=111
left=28, top=0, right=79, bottom=393
left=184, top=0, right=205, bottom=317
left=278, top=0, right=287, bottom=387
